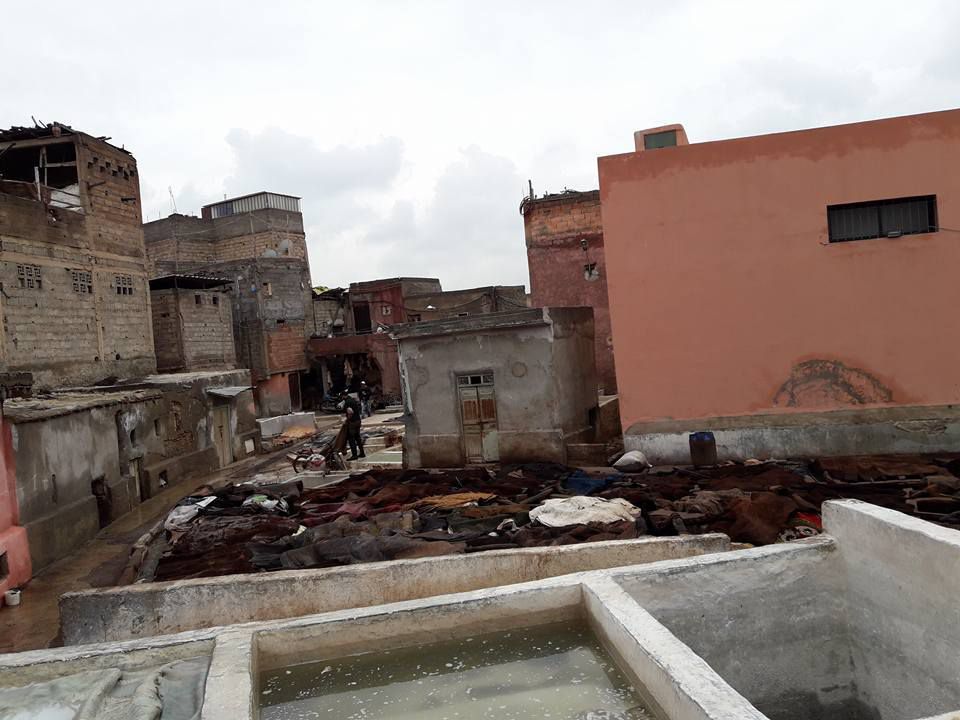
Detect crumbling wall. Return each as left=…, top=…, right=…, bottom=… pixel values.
left=546, top=307, right=598, bottom=441
left=0, top=135, right=156, bottom=389
left=399, top=321, right=567, bottom=467
left=11, top=403, right=151, bottom=572
left=523, top=191, right=616, bottom=393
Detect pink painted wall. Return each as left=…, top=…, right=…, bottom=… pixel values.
left=599, top=109, right=960, bottom=431
left=0, top=418, right=31, bottom=600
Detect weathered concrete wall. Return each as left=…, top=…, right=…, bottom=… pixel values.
left=254, top=372, right=292, bottom=417
left=825, top=501, right=960, bottom=719
left=625, top=403, right=960, bottom=464
left=60, top=534, right=730, bottom=645
left=400, top=318, right=559, bottom=466
left=524, top=190, right=617, bottom=393
left=547, top=307, right=598, bottom=440
left=399, top=308, right=597, bottom=467
left=600, top=109, right=960, bottom=430
left=5, top=502, right=960, bottom=720
left=0, top=133, right=157, bottom=390
left=139, top=371, right=257, bottom=489
left=621, top=538, right=859, bottom=720
left=11, top=399, right=162, bottom=572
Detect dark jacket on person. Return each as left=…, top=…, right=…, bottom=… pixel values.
left=343, top=397, right=362, bottom=425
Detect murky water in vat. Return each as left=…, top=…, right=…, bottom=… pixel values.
left=259, top=621, right=654, bottom=719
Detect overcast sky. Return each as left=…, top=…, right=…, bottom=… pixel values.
left=3, top=1, right=958, bottom=290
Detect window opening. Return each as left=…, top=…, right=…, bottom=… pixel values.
left=828, top=195, right=938, bottom=243
left=115, top=274, right=133, bottom=295
left=71, top=270, right=92, bottom=294
left=17, top=264, right=42, bottom=289
left=584, top=263, right=600, bottom=281
left=644, top=130, right=678, bottom=150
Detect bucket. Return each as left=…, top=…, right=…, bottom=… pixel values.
left=3, top=589, right=21, bottom=607
left=689, top=431, right=718, bottom=466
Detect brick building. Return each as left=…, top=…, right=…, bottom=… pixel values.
left=521, top=190, right=616, bottom=393
left=306, top=279, right=526, bottom=407
left=144, top=192, right=312, bottom=416
left=0, top=123, right=157, bottom=389
left=149, top=275, right=236, bottom=373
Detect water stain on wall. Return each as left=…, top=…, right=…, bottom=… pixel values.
left=774, top=359, right=894, bottom=408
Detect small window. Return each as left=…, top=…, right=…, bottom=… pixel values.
left=828, top=195, right=937, bottom=243
left=154, top=418, right=162, bottom=437
left=408, top=314, right=421, bottom=322
left=263, top=282, right=273, bottom=296
left=277, top=318, right=286, bottom=326
left=195, top=294, right=202, bottom=305
left=114, top=274, right=134, bottom=295
left=382, top=305, right=392, bottom=316
left=459, top=374, right=495, bottom=386
left=212, top=296, right=219, bottom=306
left=644, top=130, right=677, bottom=150
left=584, top=263, right=600, bottom=281
left=16, top=264, right=42, bottom=290
left=457, top=312, right=469, bottom=317
left=71, top=270, right=92, bottom=294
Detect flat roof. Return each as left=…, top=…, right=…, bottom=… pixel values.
left=391, top=308, right=548, bottom=340
left=149, top=275, right=232, bottom=291
left=201, top=190, right=301, bottom=209
left=4, top=389, right=162, bottom=423
left=599, top=107, right=960, bottom=162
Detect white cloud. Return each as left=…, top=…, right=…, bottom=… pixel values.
left=2, top=0, right=958, bottom=291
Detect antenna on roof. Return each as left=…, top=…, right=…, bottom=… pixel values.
left=168, top=186, right=178, bottom=213
left=31, top=116, right=42, bottom=128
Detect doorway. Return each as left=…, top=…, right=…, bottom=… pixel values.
left=457, top=373, right=499, bottom=463
left=288, top=372, right=302, bottom=411
left=212, top=405, right=233, bottom=468
left=130, top=458, right=147, bottom=502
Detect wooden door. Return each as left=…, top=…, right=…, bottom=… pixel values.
left=212, top=405, right=233, bottom=468
left=457, top=374, right=499, bottom=463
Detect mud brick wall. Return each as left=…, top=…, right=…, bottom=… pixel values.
left=201, top=259, right=310, bottom=381
left=523, top=191, right=615, bottom=393
left=0, top=134, right=156, bottom=389
left=143, top=208, right=308, bottom=273
left=142, top=215, right=216, bottom=274
left=151, top=291, right=184, bottom=370
left=178, top=289, right=236, bottom=370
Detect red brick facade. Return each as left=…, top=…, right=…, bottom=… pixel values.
left=523, top=190, right=616, bottom=393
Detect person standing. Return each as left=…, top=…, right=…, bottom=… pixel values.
left=359, top=381, right=372, bottom=418
left=342, top=392, right=365, bottom=460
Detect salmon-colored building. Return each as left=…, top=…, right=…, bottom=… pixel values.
left=599, top=111, right=960, bottom=461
